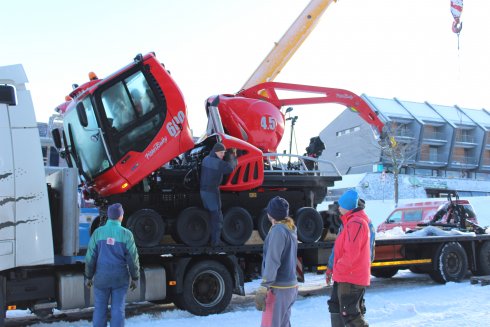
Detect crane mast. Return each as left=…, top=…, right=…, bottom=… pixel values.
left=241, top=0, right=337, bottom=90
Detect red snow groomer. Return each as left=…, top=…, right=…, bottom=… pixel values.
left=54, top=53, right=385, bottom=247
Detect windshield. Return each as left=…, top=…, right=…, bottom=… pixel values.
left=64, top=97, right=110, bottom=179
left=99, top=70, right=165, bottom=162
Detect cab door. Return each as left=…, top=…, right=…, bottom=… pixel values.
left=378, top=210, right=402, bottom=232
left=401, top=209, right=423, bottom=231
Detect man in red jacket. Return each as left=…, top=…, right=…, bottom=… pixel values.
left=327, top=189, right=372, bottom=327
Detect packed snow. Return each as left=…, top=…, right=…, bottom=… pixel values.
left=9, top=271, right=490, bottom=327
left=7, top=196, right=490, bottom=326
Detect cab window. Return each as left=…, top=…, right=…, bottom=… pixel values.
left=387, top=211, right=402, bottom=223
left=404, top=209, right=423, bottom=222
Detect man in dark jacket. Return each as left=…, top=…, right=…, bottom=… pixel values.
left=85, top=203, right=140, bottom=327
left=200, top=142, right=237, bottom=246
left=254, top=196, right=298, bottom=327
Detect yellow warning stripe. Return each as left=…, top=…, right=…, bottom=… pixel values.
left=372, top=259, right=432, bottom=267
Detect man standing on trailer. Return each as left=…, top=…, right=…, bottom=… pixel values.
left=85, top=203, right=140, bottom=327
left=200, top=142, right=237, bottom=246
left=327, top=189, right=372, bottom=327
left=254, top=196, right=298, bottom=327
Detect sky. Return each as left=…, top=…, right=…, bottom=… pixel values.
left=2, top=0, right=490, bottom=154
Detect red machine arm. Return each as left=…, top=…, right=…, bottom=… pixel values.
left=237, top=81, right=385, bottom=137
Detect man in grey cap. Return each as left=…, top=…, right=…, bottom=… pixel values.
left=85, top=203, right=140, bottom=327
left=200, top=142, right=237, bottom=246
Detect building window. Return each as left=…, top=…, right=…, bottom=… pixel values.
left=336, top=126, right=361, bottom=137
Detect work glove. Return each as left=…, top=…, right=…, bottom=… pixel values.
left=130, top=280, right=138, bottom=291
left=254, top=286, right=268, bottom=311
left=85, top=279, right=93, bottom=288
left=325, top=268, right=333, bottom=286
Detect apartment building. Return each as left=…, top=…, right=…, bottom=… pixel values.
left=319, top=95, right=490, bottom=198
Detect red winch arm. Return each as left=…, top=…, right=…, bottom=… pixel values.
left=237, top=81, right=385, bottom=137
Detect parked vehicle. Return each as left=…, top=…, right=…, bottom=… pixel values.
left=376, top=199, right=478, bottom=233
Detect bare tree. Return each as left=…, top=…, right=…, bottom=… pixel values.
left=379, top=122, right=418, bottom=207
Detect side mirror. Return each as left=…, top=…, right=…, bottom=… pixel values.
left=0, top=84, right=17, bottom=106
left=76, top=102, right=88, bottom=127
left=51, top=128, right=62, bottom=149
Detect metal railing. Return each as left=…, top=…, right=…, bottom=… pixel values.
left=263, top=153, right=341, bottom=177
left=422, top=131, right=446, bottom=140
left=450, top=155, right=477, bottom=165
left=455, top=134, right=475, bottom=143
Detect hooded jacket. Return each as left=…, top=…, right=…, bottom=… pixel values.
left=200, top=151, right=236, bottom=193
left=261, top=220, right=298, bottom=288
left=332, top=208, right=371, bottom=286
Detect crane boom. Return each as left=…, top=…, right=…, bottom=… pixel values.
left=241, top=0, right=337, bottom=90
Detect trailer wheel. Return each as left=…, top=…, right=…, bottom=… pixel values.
left=295, top=207, right=323, bottom=243
left=222, top=207, right=253, bottom=245
left=126, top=209, right=165, bottom=248
left=256, top=209, right=272, bottom=241
left=429, top=242, right=468, bottom=284
left=176, top=260, right=233, bottom=316
left=371, top=267, right=399, bottom=278
left=473, top=241, right=490, bottom=276
left=176, top=207, right=210, bottom=246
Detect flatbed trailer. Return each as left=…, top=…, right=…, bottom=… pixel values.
left=372, top=234, right=490, bottom=283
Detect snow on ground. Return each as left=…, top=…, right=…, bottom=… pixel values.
left=15, top=271, right=490, bottom=327
left=7, top=196, right=490, bottom=326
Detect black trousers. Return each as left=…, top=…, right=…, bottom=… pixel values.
left=327, top=282, right=368, bottom=327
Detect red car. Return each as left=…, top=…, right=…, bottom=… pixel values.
left=377, top=199, right=478, bottom=233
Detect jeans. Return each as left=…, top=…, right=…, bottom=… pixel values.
left=92, top=270, right=129, bottom=327
left=200, top=190, right=223, bottom=245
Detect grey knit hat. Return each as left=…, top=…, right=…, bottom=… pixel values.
left=212, top=142, right=226, bottom=153
left=107, top=203, right=124, bottom=220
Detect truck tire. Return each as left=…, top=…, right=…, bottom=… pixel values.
left=222, top=207, right=254, bottom=245
left=295, top=207, right=323, bottom=243
left=176, top=207, right=210, bottom=247
left=89, top=216, right=101, bottom=235
left=126, top=209, right=165, bottom=248
left=429, top=242, right=468, bottom=284
left=256, top=209, right=271, bottom=241
left=176, top=260, right=233, bottom=316
left=472, top=241, right=490, bottom=276
left=371, top=267, right=399, bottom=278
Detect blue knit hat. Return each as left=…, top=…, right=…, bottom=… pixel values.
left=107, top=203, right=124, bottom=220
left=267, top=196, right=289, bottom=220
left=338, top=189, right=359, bottom=211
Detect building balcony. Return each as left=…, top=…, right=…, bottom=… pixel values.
left=422, top=131, right=446, bottom=140
left=481, top=157, right=490, bottom=166
left=455, top=135, right=476, bottom=143
left=450, top=155, right=478, bottom=167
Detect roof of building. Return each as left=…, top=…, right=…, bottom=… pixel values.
left=363, top=96, right=413, bottom=122
left=428, top=103, right=474, bottom=127
left=458, top=107, right=490, bottom=130
left=392, top=99, right=445, bottom=124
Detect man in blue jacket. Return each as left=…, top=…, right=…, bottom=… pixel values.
left=255, top=196, right=298, bottom=327
left=200, top=142, right=237, bottom=246
left=85, top=203, right=140, bottom=327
